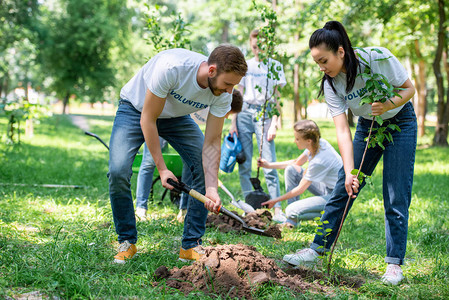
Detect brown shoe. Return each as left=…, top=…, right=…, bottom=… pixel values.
left=179, top=245, right=205, bottom=262
left=113, top=241, right=137, bottom=264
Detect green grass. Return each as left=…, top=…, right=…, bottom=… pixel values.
left=1, top=113, right=448, bottom=299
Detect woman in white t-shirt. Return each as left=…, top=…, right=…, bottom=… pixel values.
left=259, top=120, right=342, bottom=227
left=283, top=21, right=417, bottom=286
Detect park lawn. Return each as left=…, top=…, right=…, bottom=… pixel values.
left=0, top=113, right=448, bottom=299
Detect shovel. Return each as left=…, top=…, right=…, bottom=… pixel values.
left=245, top=167, right=270, bottom=209
left=218, top=179, right=255, bottom=214
left=245, top=99, right=271, bottom=209
left=167, top=178, right=273, bottom=238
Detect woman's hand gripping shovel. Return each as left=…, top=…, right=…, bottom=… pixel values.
left=167, top=178, right=274, bottom=238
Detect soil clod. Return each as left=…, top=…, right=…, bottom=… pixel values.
left=154, top=244, right=325, bottom=298
left=206, top=209, right=282, bottom=239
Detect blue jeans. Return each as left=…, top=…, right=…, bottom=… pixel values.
left=136, top=140, right=189, bottom=210
left=236, top=103, right=280, bottom=205
left=108, top=100, right=207, bottom=249
left=310, top=102, right=417, bottom=265
left=284, top=165, right=332, bottom=226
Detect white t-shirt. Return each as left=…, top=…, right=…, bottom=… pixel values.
left=190, top=107, right=209, bottom=125
left=303, top=139, right=342, bottom=190
left=324, top=47, right=409, bottom=120
left=120, top=48, right=231, bottom=118
left=239, top=57, right=287, bottom=105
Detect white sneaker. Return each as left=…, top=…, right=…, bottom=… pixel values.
left=135, top=207, right=147, bottom=221
left=381, top=264, right=404, bottom=285
left=272, top=212, right=287, bottom=223
left=283, top=248, right=319, bottom=266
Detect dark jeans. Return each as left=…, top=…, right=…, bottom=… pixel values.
left=108, top=100, right=207, bottom=249
left=310, top=102, right=417, bottom=265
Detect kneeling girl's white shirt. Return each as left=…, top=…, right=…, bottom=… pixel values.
left=303, top=139, right=343, bottom=190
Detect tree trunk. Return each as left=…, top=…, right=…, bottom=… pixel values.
left=414, top=39, right=428, bottom=137
left=24, top=80, right=29, bottom=102
left=62, top=93, right=70, bottom=115
left=302, top=63, right=309, bottom=119
left=347, top=110, right=355, bottom=127
left=293, top=1, right=302, bottom=122
left=3, top=75, right=9, bottom=100
left=433, top=0, right=448, bottom=146
left=221, top=20, right=229, bottom=43
left=293, top=60, right=301, bottom=122
left=442, top=47, right=449, bottom=142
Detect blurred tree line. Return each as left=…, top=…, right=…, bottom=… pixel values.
left=0, top=0, right=448, bottom=146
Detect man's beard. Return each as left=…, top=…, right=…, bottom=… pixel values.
left=208, top=76, right=224, bottom=96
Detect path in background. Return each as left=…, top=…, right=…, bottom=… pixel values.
left=69, top=115, right=90, bottom=132
left=52, top=101, right=116, bottom=116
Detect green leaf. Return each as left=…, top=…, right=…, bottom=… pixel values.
left=356, top=53, right=369, bottom=65
left=355, top=47, right=368, bottom=54
left=392, top=91, right=403, bottom=98
left=375, top=116, right=383, bottom=125
left=365, top=80, right=374, bottom=90
left=374, top=56, right=393, bottom=61
left=359, top=73, right=372, bottom=79
left=360, top=98, right=373, bottom=105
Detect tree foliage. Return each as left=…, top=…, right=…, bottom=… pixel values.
left=1, top=0, right=448, bottom=144
left=36, top=0, right=133, bottom=113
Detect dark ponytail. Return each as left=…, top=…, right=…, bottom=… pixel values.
left=309, top=21, right=359, bottom=97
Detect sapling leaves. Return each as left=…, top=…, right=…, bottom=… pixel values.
left=350, top=169, right=371, bottom=185
left=355, top=48, right=405, bottom=153
left=374, top=56, right=393, bottom=62
left=252, top=0, right=282, bottom=122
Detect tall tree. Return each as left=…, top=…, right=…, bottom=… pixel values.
left=37, top=0, right=130, bottom=113
left=378, top=0, right=434, bottom=138
left=433, top=0, right=449, bottom=146
left=0, top=0, right=39, bottom=98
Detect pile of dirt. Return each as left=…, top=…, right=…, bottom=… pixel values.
left=206, top=209, right=282, bottom=239
left=154, top=244, right=325, bottom=299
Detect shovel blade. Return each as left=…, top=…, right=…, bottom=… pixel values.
left=219, top=206, right=248, bottom=226
left=242, top=225, right=274, bottom=238
left=245, top=190, right=270, bottom=209
left=220, top=205, right=273, bottom=238
left=249, top=177, right=263, bottom=191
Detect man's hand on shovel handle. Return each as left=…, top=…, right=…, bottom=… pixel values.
left=205, top=187, right=222, bottom=214
left=161, top=170, right=178, bottom=189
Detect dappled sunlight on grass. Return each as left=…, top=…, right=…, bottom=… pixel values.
left=1, top=115, right=448, bottom=298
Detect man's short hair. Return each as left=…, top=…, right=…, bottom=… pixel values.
left=208, top=44, right=247, bottom=77
left=231, top=89, right=243, bottom=113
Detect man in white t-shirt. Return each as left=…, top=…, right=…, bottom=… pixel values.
left=230, top=29, right=287, bottom=220
left=108, top=45, right=247, bottom=264
left=134, top=90, right=244, bottom=223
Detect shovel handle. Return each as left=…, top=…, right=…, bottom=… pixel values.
left=189, top=189, right=222, bottom=213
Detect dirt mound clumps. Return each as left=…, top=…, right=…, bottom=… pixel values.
left=154, top=244, right=324, bottom=299
left=206, top=209, right=282, bottom=239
